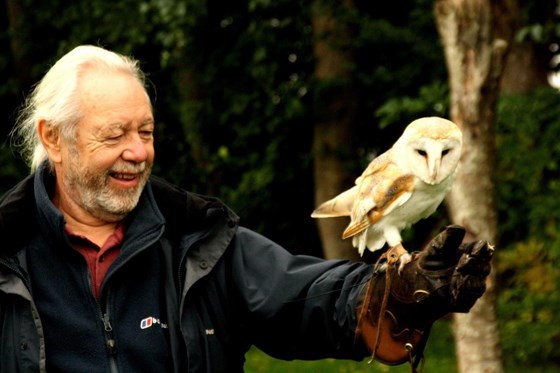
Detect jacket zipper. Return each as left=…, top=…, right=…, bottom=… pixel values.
left=94, top=226, right=165, bottom=373
left=99, top=304, right=119, bottom=373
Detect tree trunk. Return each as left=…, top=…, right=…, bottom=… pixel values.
left=311, top=0, right=360, bottom=261
left=434, top=1, right=515, bottom=372
left=499, top=0, right=550, bottom=93
left=500, top=40, right=550, bottom=93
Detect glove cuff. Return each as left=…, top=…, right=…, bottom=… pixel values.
left=355, top=245, right=447, bottom=367
left=355, top=227, right=493, bottom=369
left=356, top=271, right=431, bottom=366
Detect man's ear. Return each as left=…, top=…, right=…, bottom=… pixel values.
left=38, top=120, right=62, bottom=163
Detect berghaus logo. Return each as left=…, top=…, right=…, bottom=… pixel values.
left=140, top=316, right=168, bottom=329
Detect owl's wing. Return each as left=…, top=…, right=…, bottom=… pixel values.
left=342, top=159, right=415, bottom=239
left=310, top=151, right=391, bottom=218
left=353, top=150, right=391, bottom=186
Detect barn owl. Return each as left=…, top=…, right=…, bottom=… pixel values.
left=311, top=116, right=462, bottom=257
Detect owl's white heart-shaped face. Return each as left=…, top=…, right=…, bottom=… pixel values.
left=397, top=117, right=462, bottom=185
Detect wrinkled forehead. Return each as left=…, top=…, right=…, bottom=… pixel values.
left=78, top=68, right=150, bottom=102
left=74, top=70, right=153, bottom=133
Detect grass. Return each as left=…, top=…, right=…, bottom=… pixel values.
left=244, top=320, right=560, bottom=372
left=244, top=321, right=457, bottom=373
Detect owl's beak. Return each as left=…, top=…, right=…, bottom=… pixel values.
left=428, top=157, right=439, bottom=184
left=429, top=172, right=438, bottom=184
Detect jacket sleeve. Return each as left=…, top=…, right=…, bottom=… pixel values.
left=230, top=227, right=372, bottom=361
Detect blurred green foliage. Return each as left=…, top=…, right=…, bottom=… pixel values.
left=495, top=87, right=560, bottom=365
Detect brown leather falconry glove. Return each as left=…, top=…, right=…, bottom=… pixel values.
left=355, top=225, right=493, bottom=371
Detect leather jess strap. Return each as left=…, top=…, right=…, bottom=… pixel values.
left=355, top=244, right=430, bottom=372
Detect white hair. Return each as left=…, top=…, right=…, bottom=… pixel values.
left=12, top=45, right=149, bottom=172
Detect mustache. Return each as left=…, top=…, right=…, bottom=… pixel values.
left=110, top=162, right=148, bottom=174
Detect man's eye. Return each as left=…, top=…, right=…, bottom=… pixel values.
left=106, top=135, right=122, bottom=143
left=140, top=131, right=153, bottom=139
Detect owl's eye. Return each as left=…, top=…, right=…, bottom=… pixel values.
left=416, top=149, right=427, bottom=157
left=442, top=149, right=450, bottom=156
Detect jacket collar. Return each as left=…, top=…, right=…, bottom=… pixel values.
left=0, top=171, right=37, bottom=256
left=149, top=175, right=239, bottom=239
left=148, top=175, right=240, bottom=291
left=0, top=163, right=167, bottom=256
left=32, top=164, right=169, bottom=254
left=33, top=164, right=67, bottom=244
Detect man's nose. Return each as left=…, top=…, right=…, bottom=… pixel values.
left=122, top=134, right=149, bottom=162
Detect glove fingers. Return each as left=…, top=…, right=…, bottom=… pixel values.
left=458, top=259, right=492, bottom=277
left=457, top=241, right=494, bottom=276
left=432, top=225, right=466, bottom=252
left=420, top=225, right=465, bottom=269
left=452, top=241, right=494, bottom=312
left=452, top=275, right=487, bottom=312
left=460, top=240, right=494, bottom=260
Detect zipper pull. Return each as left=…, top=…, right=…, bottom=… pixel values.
left=101, top=314, right=117, bottom=355
left=101, top=313, right=113, bottom=332
left=106, top=339, right=117, bottom=355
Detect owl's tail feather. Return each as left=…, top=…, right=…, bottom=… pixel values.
left=343, top=219, right=370, bottom=239
left=311, top=186, right=357, bottom=218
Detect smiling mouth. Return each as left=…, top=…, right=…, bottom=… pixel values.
left=111, top=172, right=138, bottom=181
left=109, top=162, right=148, bottom=184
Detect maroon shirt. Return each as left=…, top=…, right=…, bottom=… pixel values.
left=67, top=224, right=124, bottom=299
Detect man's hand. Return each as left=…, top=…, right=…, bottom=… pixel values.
left=356, top=225, right=494, bottom=367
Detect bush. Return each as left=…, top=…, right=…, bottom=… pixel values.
left=495, top=87, right=560, bottom=366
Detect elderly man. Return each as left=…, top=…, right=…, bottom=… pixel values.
left=0, top=45, right=492, bottom=372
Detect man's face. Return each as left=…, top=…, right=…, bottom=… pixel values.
left=56, top=69, right=155, bottom=222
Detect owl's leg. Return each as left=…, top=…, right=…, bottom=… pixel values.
left=364, top=230, right=386, bottom=253
left=383, top=226, right=402, bottom=248
left=397, top=253, right=412, bottom=273
left=383, top=227, right=411, bottom=272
